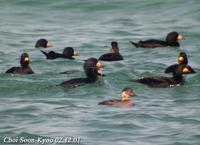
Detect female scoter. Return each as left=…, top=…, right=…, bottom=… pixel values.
left=59, top=58, right=104, bottom=89
left=35, top=39, right=52, bottom=48
left=98, top=87, right=135, bottom=107
left=6, top=53, right=34, bottom=74
left=130, top=31, right=183, bottom=48
left=99, top=41, right=123, bottom=61
left=41, top=47, right=78, bottom=60
left=133, top=65, right=195, bottom=88
left=165, top=52, right=193, bottom=73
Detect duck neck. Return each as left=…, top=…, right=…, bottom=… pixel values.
left=61, top=53, right=72, bottom=59
left=111, top=47, right=119, bottom=53
left=21, top=64, right=29, bottom=68
left=173, top=74, right=184, bottom=83
left=86, top=75, right=98, bottom=83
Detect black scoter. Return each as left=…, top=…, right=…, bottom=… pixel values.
left=133, top=65, right=195, bottom=88
left=35, top=39, right=52, bottom=48
left=130, top=31, right=183, bottom=48
left=6, top=53, right=34, bottom=74
left=99, top=41, right=123, bottom=61
left=41, top=47, right=78, bottom=60
left=59, top=58, right=104, bottom=89
left=165, top=52, right=195, bottom=74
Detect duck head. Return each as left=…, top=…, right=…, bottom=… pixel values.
left=166, top=31, right=183, bottom=45
left=181, top=65, right=196, bottom=74
left=84, top=58, right=104, bottom=78
left=121, top=87, right=135, bottom=101
left=172, top=65, right=196, bottom=77
left=110, top=41, right=119, bottom=53
left=178, top=52, right=188, bottom=65
left=35, top=39, right=52, bottom=48
left=20, top=53, right=30, bottom=67
left=63, top=47, right=78, bottom=57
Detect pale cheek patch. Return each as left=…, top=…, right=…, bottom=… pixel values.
left=122, top=91, right=128, bottom=98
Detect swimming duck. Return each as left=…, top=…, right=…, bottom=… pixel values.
left=165, top=52, right=194, bottom=74
left=130, top=31, right=183, bottom=48
left=6, top=53, right=34, bottom=74
left=99, top=41, right=123, bottom=61
left=98, top=87, right=135, bottom=107
left=133, top=65, right=195, bottom=88
left=41, top=47, right=78, bottom=60
left=59, top=58, right=104, bottom=89
left=35, top=39, right=52, bottom=48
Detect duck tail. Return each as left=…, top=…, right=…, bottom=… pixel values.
left=98, top=101, right=108, bottom=105
left=40, top=50, right=48, bottom=57
left=130, top=41, right=138, bottom=47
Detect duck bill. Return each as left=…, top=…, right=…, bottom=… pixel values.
left=182, top=67, right=190, bottom=73
left=178, top=56, right=184, bottom=63
left=177, top=34, right=184, bottom=40
left=182, top=66, right=196, bottom=74
left=96, top=62, right=105, bottom=76
left=46, top=41, right=52, bottom=48
left=130, top=92, right=135, bottom=97
left=96, top=61, right=104, bottom=68
left=73, top=51, right=78, bottom=56
left=121, top=92, right=131, bottom=101
left=24, top=57, right=30, bottom=62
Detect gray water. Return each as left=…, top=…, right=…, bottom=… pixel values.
left=0, top=0, right=200, bottom=145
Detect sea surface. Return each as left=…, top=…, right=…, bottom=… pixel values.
left=0, top=0, right=200, bottom=145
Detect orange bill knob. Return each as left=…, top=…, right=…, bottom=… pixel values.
left=46, top=41, right=52, bottom=48
left=182, top=67, right=190, bottom=73
left=178, top=56, right=184, bottom=63
left=177, top=34, right=184, bottom=40
left=24, top=57, right=30, bottom=62
left=73, top=51, right=78, bottom=56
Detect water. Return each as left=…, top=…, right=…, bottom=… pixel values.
left=0, top=0, right=200, bottom=145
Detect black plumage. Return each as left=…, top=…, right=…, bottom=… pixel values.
left=133, top=65, right=195, bottom=88
left=99, top=41, right=123, bottom=61
left=35, top=39, right=52, bottom=48
left=130, top=31, right=183, bottom=48
left=6, top=53, right=34, bottom=74
left=41, top=47, right=78, bottom=60
left=59, top=58, right=104, bottom=89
